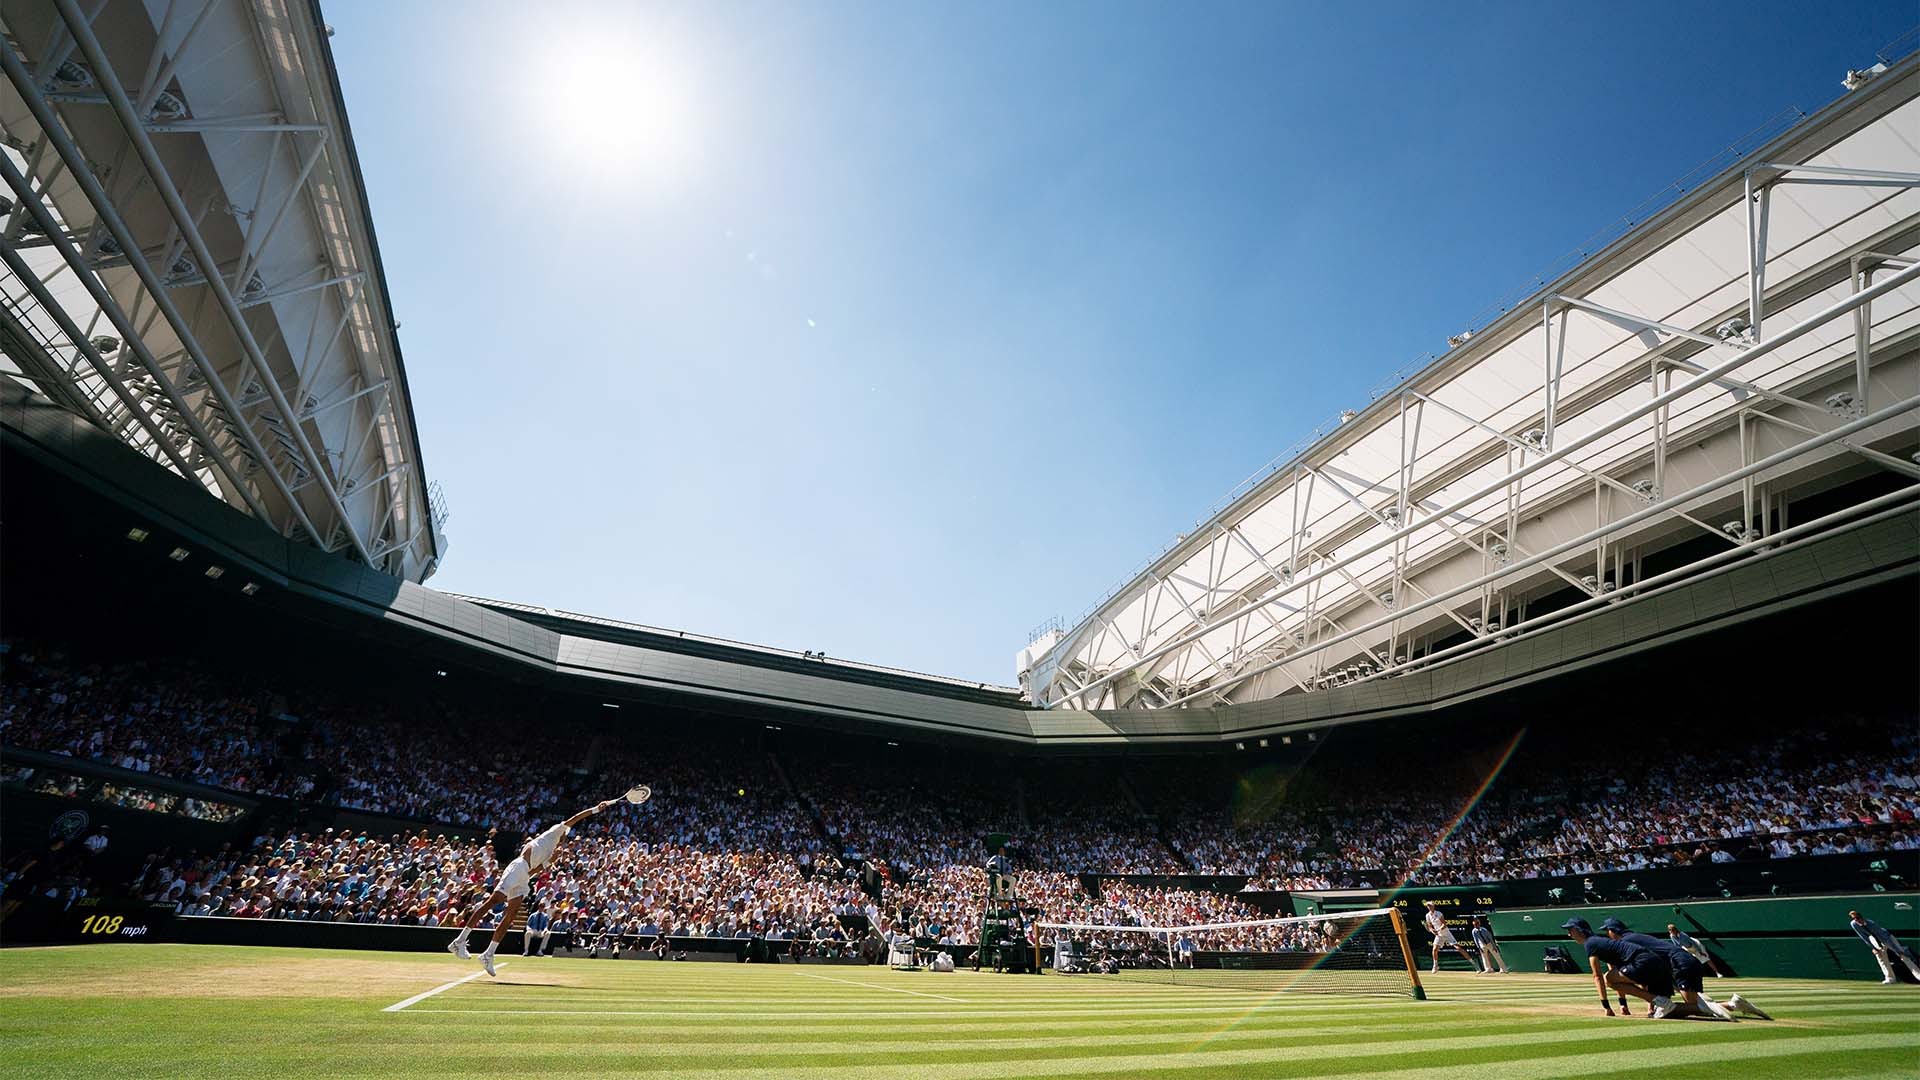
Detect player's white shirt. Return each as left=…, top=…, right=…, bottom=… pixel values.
left=1424, top=909, right=1447, bottom=934
left=524, top=821, right=571, bottom=872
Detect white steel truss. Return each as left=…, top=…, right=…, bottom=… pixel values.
left=0, top=0, right=443, bottom=580
left=1027, top=55, right=1920, bottom=710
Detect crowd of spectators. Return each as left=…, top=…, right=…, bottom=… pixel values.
left=5, top=636, right=1918, bottom=949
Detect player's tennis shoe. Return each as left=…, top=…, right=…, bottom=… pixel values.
left=1701, top=997, right=1736, bottom=1021
left=1727, top=994, right=1773, bottom=1020
left=482, top=952, right=497, bottom=977
left=448, top=939, right=470, bottom=960
left=1649, top=996, right=1675, bottom=1018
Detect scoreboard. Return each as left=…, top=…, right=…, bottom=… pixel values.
left=1388, top=885, right=1503, bottom=939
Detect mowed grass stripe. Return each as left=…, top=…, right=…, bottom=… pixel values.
left=2, top=947, right=1917, bottom=1080
left=287, top=1033, right=1918, bottom=1080
left=338, top=1018, right=1743, bottom=1058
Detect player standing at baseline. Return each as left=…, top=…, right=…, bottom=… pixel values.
left=1424, top=900, right=1475, bottom=974
left=449, top=797, right=622, bottom=975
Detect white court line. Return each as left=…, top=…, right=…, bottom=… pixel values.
left=383, top=962, right=507, bottom=1012
left=790, top=971, right=964, bottom=1002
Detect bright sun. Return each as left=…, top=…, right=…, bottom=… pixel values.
left=543, top=37, right=699, bottom=184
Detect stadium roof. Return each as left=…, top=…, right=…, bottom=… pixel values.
left=0, top=0, right=444, bottom=581
left=452, top=593, right=1024, bottom=704
left=1026, top=52, right=1920, bottom=711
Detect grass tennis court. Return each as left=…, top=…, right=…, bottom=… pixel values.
left=1, top=945, right=1916, bottom=1079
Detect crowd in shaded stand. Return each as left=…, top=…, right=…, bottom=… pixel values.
left=4, top=638, right=1916, bottom=949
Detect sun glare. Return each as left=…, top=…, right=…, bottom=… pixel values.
left=543, top=37, right=699, bottom=185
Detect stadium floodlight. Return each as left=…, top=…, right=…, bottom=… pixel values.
left=167, top=546, right=189, bottom=561
left=886, top=741, right=900, bottom=747
left=203, top=565, right=223, bottom=580
left=89, top=335, right=119, bottom=355
left=1306, top=733, right=1316, bottom=741
left=1281, top=735, right=1292, bottom=745
left=125, top=527, right=149, bottom=542
left=1447, top=330, right=1474, bottom=347
left=1338, top=410, right=1358, bottom=423
left=435, top=670, right=447, bottom=677
left=1258, top=738, right=1269, bottom=748
left=601, top=702, right=620, bottom=709
left=1234, top=742, right=1245, bottom=751
left=240, top=583, right=259, bottom=596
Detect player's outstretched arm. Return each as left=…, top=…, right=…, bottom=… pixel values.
left=563, top=799, right=619, bottom=828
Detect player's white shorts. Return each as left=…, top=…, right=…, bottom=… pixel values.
left=497, top=857, right=532, bottom=900
left=1431, top=929, right=1459, bottom=947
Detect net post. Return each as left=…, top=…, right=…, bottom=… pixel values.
left=1387, top=906, right=1427, bottom=1000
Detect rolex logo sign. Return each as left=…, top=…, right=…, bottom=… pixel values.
left=50, top=809, right=89, bottom=842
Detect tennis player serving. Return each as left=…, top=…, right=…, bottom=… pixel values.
left=448, top=786, right=650, bottom=975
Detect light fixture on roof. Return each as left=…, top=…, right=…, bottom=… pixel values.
left=435, top=670, right=448, bottom=677
left=886, top=741, right=900, bottom=747
left=1521, top=427, right=1546, bottom=449
left=1844, top=63, right=1888, bottom=91
left=147, top=90, right=187, bottom=122
left=1338, top=409, right=1358, bottom=424
left=126, top=527, right=149, bottom=542
left=241, top=583, right=259, bottom=596
left=1377, top=592, right=1395, bottom=610
left=167, top=546, right=190, bottom=562
left=1582, top=574, right=1598, bottom=592
left=1306, top=732, right=1316, bottom=741
left=91, top=335, right=120, bottom=355
left=1630, top=478, right=1656, bottom=500
left=1234, top=741, right=1245, bottom=751
left=1447, top=330, right=1474, bottom=348
left=1258, top=738, right=1269, bottom=748
left=1824, top=391, right=1858, bottom=417
left=203, top=565, right=224, bottom=580
left=52, top=60, right=92, bottom=89
left=1281, top=735, right=1292, bottom=745
left=1714, top=315, right=1752, bottom=342
left=1381, top=507, right=1400, bottom=527
left=601, top=702, right=620, bottom=709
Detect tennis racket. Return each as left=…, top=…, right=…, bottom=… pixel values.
left=623, top=784, right=652, bottom=805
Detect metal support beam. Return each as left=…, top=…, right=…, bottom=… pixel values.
left=50, top=0, right=376, bottom=565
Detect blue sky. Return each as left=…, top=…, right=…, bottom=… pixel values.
left=327, top=1, right=1913, bottom=685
